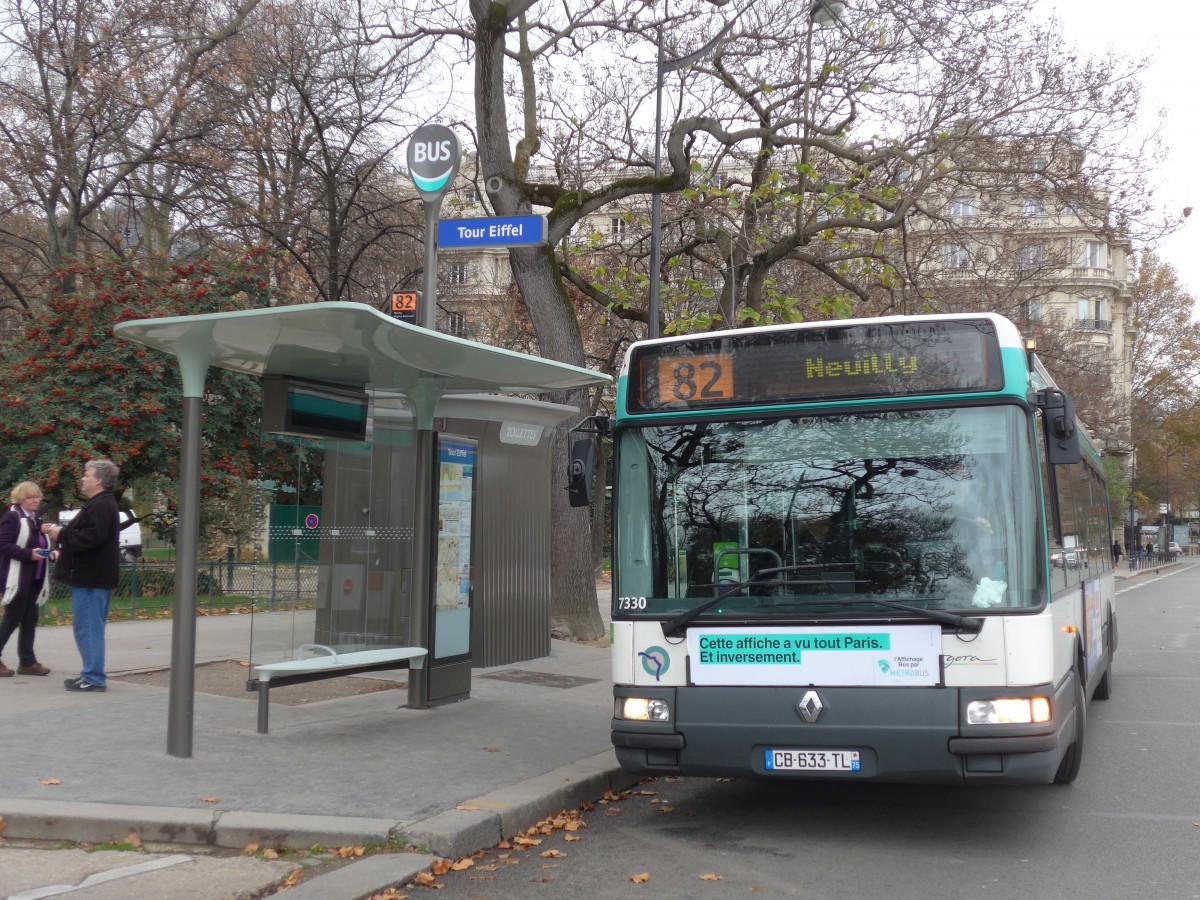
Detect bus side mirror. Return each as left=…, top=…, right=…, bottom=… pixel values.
left=1038, top=388, right=1081, bottom=465
left=567, top=439, right=596, bottom=507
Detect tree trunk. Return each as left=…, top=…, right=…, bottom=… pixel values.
left=472, top=1, right=606, bottom=641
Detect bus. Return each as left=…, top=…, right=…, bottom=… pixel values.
left=570, top=313, right=1116, bottom=784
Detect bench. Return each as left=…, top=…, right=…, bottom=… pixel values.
left=246, top=644, right=428, bottom=734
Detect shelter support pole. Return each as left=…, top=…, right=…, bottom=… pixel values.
left=407, top=379, right=442, bottom=710
left=167, top=340, right=213, bottom=758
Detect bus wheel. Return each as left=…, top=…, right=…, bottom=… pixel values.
left=1093, top=615, right=1116, bottom=701
left=1053, top=666, right=1086, bottom=784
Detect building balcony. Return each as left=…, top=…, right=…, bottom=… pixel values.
left=1075, top=318, right=1113, bottom=334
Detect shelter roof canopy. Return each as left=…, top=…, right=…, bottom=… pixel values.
left=113, top=302, right=611, bottom=395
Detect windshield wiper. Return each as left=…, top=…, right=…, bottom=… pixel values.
left=662, top=567, right=983, bottom=637
left=662, top=565, right=818, bottom=637
left=834, top=596, right=982, bottom=632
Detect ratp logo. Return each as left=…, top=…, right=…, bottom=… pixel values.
left=639, top=646, right=670, bottom=680
left=877, top=659, right=891, bottom=673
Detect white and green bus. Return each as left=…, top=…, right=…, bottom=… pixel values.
left=573, top=313, right=1115, bottom=784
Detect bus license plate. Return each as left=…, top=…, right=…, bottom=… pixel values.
left=765, top=749, right=861, bottom=772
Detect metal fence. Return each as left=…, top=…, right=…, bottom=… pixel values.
left=46, top=560, right=319, bottom=619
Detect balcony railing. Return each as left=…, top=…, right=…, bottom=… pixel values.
left=1075, top=318, right=1113, bottom=333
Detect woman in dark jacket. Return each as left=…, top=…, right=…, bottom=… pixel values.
left=0, top=481, right=53, bottom=676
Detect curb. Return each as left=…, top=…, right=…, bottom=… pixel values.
left=0, top=751, right=640, bottom=896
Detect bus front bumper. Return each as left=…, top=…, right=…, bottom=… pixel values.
left=612, top=680, right=1075, bottom=785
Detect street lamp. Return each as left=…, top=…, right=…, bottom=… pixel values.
left=646, top=2, right=845, bottom=338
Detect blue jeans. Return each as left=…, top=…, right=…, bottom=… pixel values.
left=71, top=586, right=112, bottom=686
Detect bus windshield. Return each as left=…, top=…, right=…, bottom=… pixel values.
left=614, top=405, right=1042, bottom=619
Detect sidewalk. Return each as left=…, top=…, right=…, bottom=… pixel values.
left=0, top=588, right=634, bottom=896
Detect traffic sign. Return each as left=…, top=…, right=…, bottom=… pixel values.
left=407, top=125, right=461, bottom=197
left=390, top=291, right=419, bottom=324
left=438, top=215, right=548, bottom=249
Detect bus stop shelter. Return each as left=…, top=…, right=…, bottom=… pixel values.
left=114, top=302, right=610, bottom=758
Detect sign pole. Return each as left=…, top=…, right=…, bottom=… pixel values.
left=420, top=198, right=443, bottom=329
left=406, top=124, right=461, bottom=333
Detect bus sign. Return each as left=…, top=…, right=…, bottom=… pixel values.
left=629, top=319, right=1003, bottom=412
left=390, top=291, right=419, bottom=324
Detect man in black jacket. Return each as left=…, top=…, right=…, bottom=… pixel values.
left=43, top=459, right=120, bottom=693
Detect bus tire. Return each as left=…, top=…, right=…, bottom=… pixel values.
left=1053, top=665, right=1086, bottom=784
left=1093, top=613, right=1116, bottom=701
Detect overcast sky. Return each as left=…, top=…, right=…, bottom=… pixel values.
left=1035, top=0, right=1197, bottom=301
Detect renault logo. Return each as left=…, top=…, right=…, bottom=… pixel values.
left=797, top=691, right=824, bottom=723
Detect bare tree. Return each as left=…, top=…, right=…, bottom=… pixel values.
left=193, top=0, right=436, bottom=305
left=419, top=0, right=1165, bottom=638
left=0, top=0, right=263, bottom=307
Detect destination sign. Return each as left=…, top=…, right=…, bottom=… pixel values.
left=628, top=320, right=1003, bottom=412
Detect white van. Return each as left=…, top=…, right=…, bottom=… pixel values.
left=57, top=509, right=143, bottom=561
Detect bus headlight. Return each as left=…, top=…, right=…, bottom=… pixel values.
left=618, top=697, right=671, bottom=722
left=966, top=697, right=1052, bottom=725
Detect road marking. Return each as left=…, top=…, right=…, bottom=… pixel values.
left=1117, top=562, right=1196, bottom=594
left=8, top=854, right=194, bottom=899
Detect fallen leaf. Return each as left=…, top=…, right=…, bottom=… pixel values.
left=450, top=858, right=474, bottom=871
left=201, top=796, right=220, bottom=803
left=540, top=849, right=565, bottom=859
left=368, top=889, right=408, bottom=900
left=513, top=836, right=542, bottom=847
left=482, top=747, right=501, bottom=753
left=0, top=817, right=6, bottom=837
left=242, top=842, right=260, bottom=855
left=126, top=832, right=142, bottom=848
left=262, top=848, right=279, bottom=859
left=531, top=877, right=554, bottom=883
left=699, top=873, right=724, bottom=881
left=631, top=872, right=650, bottom=884
left=414, top=871, right=438, bottom=887
left=430, top=858, right=452, bottom=876
left=283, top=870, right=302, bottom=887
left=751, top=887, right=768, bottom=893
left=455, top=804, right=480, bottom=811
left=563, top=834, right=582, bottom=842
left=497, top=840, right=512, bottom=849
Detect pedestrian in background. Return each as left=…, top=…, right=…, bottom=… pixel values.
left=1112, top=540, right=1122, bottom=567
left=42, top=459, right=120, bottom=693
left=0, top=481, right=54, bottom=677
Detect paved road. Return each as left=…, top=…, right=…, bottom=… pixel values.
left=420, top=562, right=1200, bottom=899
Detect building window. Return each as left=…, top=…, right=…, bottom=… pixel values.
left=710, top=172, right=728, bottom=190
left=943, top=244, right=971, bottom=270
left=1082, top=240, right=1105, bottom=268
left=1076, top=297, right=1111, bottom=333
left=950, top=197, right=978, bottom=217
left=1024, top=299, right=1043, bottom=322
left=472, top=186, right=484, bottom=202
left=1023, top=198, right=1043, bottom=217
left=447, top=261, right=468, bottom=285
left=610, top=217, right=627, bottom=236
left=1019, top=245, right=1044, bottom=270
left=446, top=311, right=467, bottom=338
